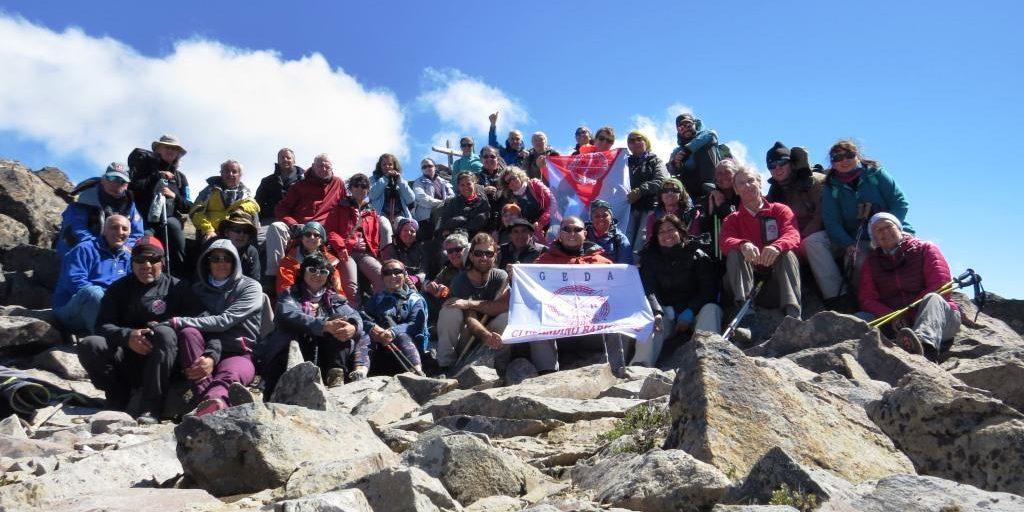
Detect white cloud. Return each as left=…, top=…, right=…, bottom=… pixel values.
left=417, top=68, right=529, bottom=142
left=628, top=103, right=693, bottom=164
left=0, top=15, right=406, bottom=192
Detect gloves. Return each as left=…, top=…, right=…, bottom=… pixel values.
left=349, top=367, right=368, bottom=381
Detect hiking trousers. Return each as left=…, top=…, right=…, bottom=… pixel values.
left=726, top=250, right=802, bottom=318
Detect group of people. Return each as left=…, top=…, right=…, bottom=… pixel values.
left=53, top=115, right=962, bottom=422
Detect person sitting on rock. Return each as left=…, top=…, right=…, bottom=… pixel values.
left=258, top=253, right=362, bottom=394
left=380, top=217, right=428, bottom=289
left=500, top=166, right=554, bottom=243
left=325, top=173, right=386, bottom=306
left=190, top=159, right=260, bottom=246
left=53, top=214, right=133, bottom=335
left=254, top=148, right=304, bottom=226
left=643, top=178, right=700, bottom=248
left=56, top=162, right=144, bottom=259
left=441, top=171, right=492, bottom=238
left=77, top=236, right=192, bottom=423
left=127, top=134, right=192, bottom=277
left=163, top=239, right=263, bottom=416
left=498, top=218, right=546, bottom=271
left=488, top=111, right=528, bottom=167
left=666, top=113, right=722, bottom=201
left=720, top=165, right=803, bottom=319
left=699, top=159, right=742, bottom=253
left=859, top=213, right=960, bottom=359
left=276, top=221, right=342, bottom=298
left=216, top=210, right=261, bottom=281
left=586, top=199, right=633, bottom=264
left=422, top=230, right=469, bottom=325
left=354, top=260, right=427, bottom=379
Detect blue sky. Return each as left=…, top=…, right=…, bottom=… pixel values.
left=1, top=1, right=1021, bottom=298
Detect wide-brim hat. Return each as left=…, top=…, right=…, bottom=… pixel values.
left=217, top=211, right=258, bottom=238
left=151, top=134, right=187, bottom=155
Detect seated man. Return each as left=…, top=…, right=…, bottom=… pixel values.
left=354, top=260, right=427, bottom=379
left=437, top=233, right=558, bottom=373
left=423, top=230, right=469, bottom=324
left=859, top=213, right=960, bottom=359
left=56, top=162, right=144, bottom=259
left=190, top=159, right=260, bottom=244
left=498, top=218, right=545, bottom=271
left=77, top=236, right=191, bottom=423
left=53, top=215, right=133, bottom=335
left=720, top=165, right=802, bottom=319
left=258, top=253, right=361, bottom=394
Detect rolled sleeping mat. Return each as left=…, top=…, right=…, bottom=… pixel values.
left=0, top=375, right=51, bottom=417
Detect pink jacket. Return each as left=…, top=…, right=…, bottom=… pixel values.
left=859, top=235, right=958, bottom=317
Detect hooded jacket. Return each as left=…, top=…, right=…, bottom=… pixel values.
left=822, top=165, right=914, bottom=248
left=369, top=171, right=415, bottom=222
left=451, top=155, right=483, bottom=184
left=189, top=176, right=259, bottom=236
left=170, top=239, right=263, bottom=363
left=859, top=235, right=957, bottom=318
left=96, top=272, right=192, bottom=349
left=627, top=152, right=669, bottom=211
left=53, top=237, right=131, bottom=308
left=274, top=172, right=346, bottom=226
left=639, top=239, right=718, bottom=316
left=56, top=179, right=144, bottom=258
left=535, top=241, right=612, bottom=265
left=666, top=118, right=721, bottom=200
left=126, top=148, right=192, bottom=223
left=255, top=164, right=305, bottom=222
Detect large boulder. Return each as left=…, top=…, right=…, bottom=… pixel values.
left=269, top=361, right=329, bottom=410
left=275, top=489, right=374, bottom=512
left=284, top=451, right=402, bottom=499
left=174, top=402, right=391, bottom=496
left=398, top=373, right=459, bottom=404
left=571, top=449, right=731, bottom=511
left=0, top=314, right=61, bottom=350
left=747, top=311, right=872, bottom=358
left=1, top=244, right=61, bottom=290
left=944, top=346, right=1024, bottom=412
left=0, top=159, right=67, bottom=248
left=404, top=431, right=544, bottom=505
left=844, top=473, right=1024, bottom=511
left=0, top=213, right=29, bottom=251
left=664, top=332, right=914, bottom=483
left=31, top=346, right=88, bottom=380
left=347, top=466, right=463, bottom=512
left=722, top=446, right=858, bottom=506
left=866, top=371, right=1024, bottom=495
left=976, top=292, right=1024, bottom=337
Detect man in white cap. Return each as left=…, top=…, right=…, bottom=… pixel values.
left=56, top=162, right=144, bottom=258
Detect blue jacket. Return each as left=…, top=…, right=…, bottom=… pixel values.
left=53, top=237, right=131, bottom=308
left=451, top=156, right=483, bottom=184
left=821, top=165, right=914, bottom=248
left=361, top=286, right=429, bottom=351
left=586, top=223, right=634, bottom=264
left=488, top=125, right=524, bottom=167
left=55, top=180, right=144, bottom=258
left=369, top=172, right=415, bottom=222
left=667, top=117, right=721, bottom=199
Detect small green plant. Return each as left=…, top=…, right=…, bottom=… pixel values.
left=768, top=484, right=819, bottom=511
left=599, top=404, right=670, bottom=453
left=0, top=473, right=20, bottom=487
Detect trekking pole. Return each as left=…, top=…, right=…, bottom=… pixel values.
left=839, top=203, right=873, bottom=296
left=722, top=272, right=769, bottom=341
left=381, top=316, right=424, bottom=376
left=454, top=314, right=491, bottom=369
left=868, top=269, right=982, bottom=329
left=163, top=222, right=171, bottom=276
left=713, top=215, right=721, bottom=259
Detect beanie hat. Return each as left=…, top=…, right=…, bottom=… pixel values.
left=590, top=199, right=612, bottom=214
left=301, top=221, right=327, bottom=241
left=868, top=212, right=902, bottom=244
left=675, top=113, right=695, bottom=126
left=132, top=235, right=165, bottom=257
left=766, top=141, right=792, bottom=167
left=627, top=131, right=652, bottom=151
left=396, top=217, right=419, bottom=234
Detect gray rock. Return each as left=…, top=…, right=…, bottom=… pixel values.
left=0, top=160, right=67, bottom=247
left=0, top=434, right=70, bottom=458
left=866, top=370, right=1024, bottom=495
left=436, top=415, right=563, bottom=438
left=88, top=410, right=137, bottom=434
left=638, top=370, right=675, bottom=399
left=572, top=449, right=731, bottom=511
left=665, top=332, right=914, bottom=483
left=350, top=378, right=420, bottom=427
left=0, top=314, right=61, bottom=349
left=326, top=375, right=395, bottom=413
left=748, top=311, right=871, bottom=357
left=398, top=373, right=459, bottom=404
left=228, top=381, right=256, bottom=405
left=722, top=446, right=858, bottom=505
left=0, top=414, right=27, bottom=439
left=783, top=339, right=859, bottom=374
left=454, top=365, right=500, bottom=390
left=174, top=402, right=391, bottom=496
left=33, top=166, right=73, bottom=194
left=712, top=506, right=799, bottom=511
left=597, top=380, right=643, bottom=399
left=844, top=473, right=1024, bottom=511
left=2, top=270, right=53, bottom=309
left=277, top=489, right=374, bottom=512
left=287, top=339, right=305, bottom=369
left=348, top=466, right=463, bottom=512
left=269, top=361, right=329, bottom=410
left=427, top=392, right=644, bottom=423
left=404, top=431, right=544, bottom=505
left=285, top=451, right=401, bottom=499
left=46, top=488, right=221, bottom=512
left=464, top=495, right=526, bottom=512
left=945, top=346, right=1024, bottom=412
left=0, top=438, right=181, bottom=508
left=0, top=213, right=29, bottom=250
left=504, top=358, right=538, bottom=385
left=0, top=245, right=61, bottom=290
left=853, top=329, right=942, bottom=386
left=380, top=425, right=420, bottom=453
left=31, top=345, right=89, bottom=380
left=809, top=371, right=890, bottom=407
left=388, top=413, right=437, bottom=433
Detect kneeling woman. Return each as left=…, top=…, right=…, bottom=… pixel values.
left=259, top=253, right=362, bottom=393
left=166, top=239, right=263, bottom=416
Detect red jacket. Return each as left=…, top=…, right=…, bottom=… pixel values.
left=719, top=199, right=801, bottom=255
left=524, top=179, right=555, bottom=229
left=535, top=241, right=612, bottom=265
left=274, top=174, right=345, bottom=226
left=275, top=242, right=344, bottom=296
left=859, top=235, right=958, bottom=317
left=324, top=198, right=382, bottom=258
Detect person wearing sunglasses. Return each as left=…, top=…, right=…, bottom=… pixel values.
left=56, top=161, right=145, bottom=259
left=422, top=230, right=469, bottom=325
left=666, top=113, right=723, bottom=201
left=190, top=159, right=260, bottom=246
left=78, top=235, right=192, bottom=424
left=259, top=252, right=362, bottom=393
left=643, top=178, right=699, bottom=253
left=216, top=210, right=262, bottom=281
left=380, top=217, right=428, bottom=288
left=265, top=153, right=346, bottom=290
left=587, top=126, right=616, bottom=153
left=441, top=171, right=492, bottom=238
left=821, top=140, right=914, bottom=290
left=54, top=214, right=133, bottom=336
left=412, top=158, right=455, bottom=241
left=625, top=130, right=669, bottom=248
left=501, top=166, right=554, bottom=243
left=356, top=260, right=427, bottom=378
left=162, top=238, right=264, bottom=416
left=127, top=135, right=192, bottom=278
left=572, top=126, right=594, bottom=155
left=275, top=221, right=342, bottom=297
left=764, top=142, right=846, bottom=309
left=452, top=136, right=483, bottom=181
left=325, top=173, right=385, bottom=307
left=487, top=111, right=528, bottom=167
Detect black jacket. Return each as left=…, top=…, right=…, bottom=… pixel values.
left=639, top=239, right=718, bottom=316
left=498, top=240, right=544, bottom=269
left=627, top=153, right=669, bottom=211
left=254, top=164, right=305, bottom=223
left=96, top=273, right=194, bottom=348
left=127, top=149, right=192, bottom=223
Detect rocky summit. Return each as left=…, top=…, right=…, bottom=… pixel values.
left=2, top=159, right=1024, bottom=511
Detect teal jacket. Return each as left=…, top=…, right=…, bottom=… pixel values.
left=821, top=165, right=914, bottom=248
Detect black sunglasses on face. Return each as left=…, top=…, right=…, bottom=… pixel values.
left=596, top=136, right=613, bottom=143
left=208, top=255, right=232, bottom=263
left=306, top=267, right=331, bottom=276
left=830, top=151, right=856, bottom=162
left=382, top=268, right=405, bottom=276
left=303, top=232, right=322, bottom=239
left=132, top=255, right=161, bottom=264
left=767, top=160, right=790, bottom=170
left=472, top=249, right=495, bottom=258
left=561, top=226, right=585, bottom=233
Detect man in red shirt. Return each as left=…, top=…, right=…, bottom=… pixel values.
left=719, top=166, right=803, bottom=319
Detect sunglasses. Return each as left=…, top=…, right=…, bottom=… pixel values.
left=460, top=143, right=473, bottom=148
left=350, top=183, right=369, bottom=189
left=767, top=160, right=790, bottom=170
left=445, top=247, right=465, bottom=254
left=830, top=151, right=856, bottom=162
left=596, top=136, right=613, bottom=143
left=132, top=255, right=161, bottom=264
left=306, top=267, right=331, bottom=276
left=472, top=249, right=495, bottom=258
left=382, top=268, right=405, bottom=276
left=208, top=255, right=232, bottom=264
left=482, top=154, right=498, bottom=160
left=627, top=137, right=644, bottom=143
left=421, top=165, right=434, bottom=169
left=302, top=232, right=322, bottom=239
left=561, top=226, right=585, bottom=233
left=105, top=176, right=129, bottom=184
left=662, top=188, right=681, bottom=194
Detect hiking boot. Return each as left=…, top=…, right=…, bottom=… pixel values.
left=136, top=412, right=159, bottom=426
left=898, top=328, right=924, bottom=355
left=228, top=382, right=256, bottom=405
left=325, top=368, right=347, bottom=388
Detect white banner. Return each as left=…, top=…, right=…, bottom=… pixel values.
left=502, top=264, right=655, bottom=344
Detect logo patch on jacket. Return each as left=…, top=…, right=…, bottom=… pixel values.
left=151, top=299, right=167, bottom=315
